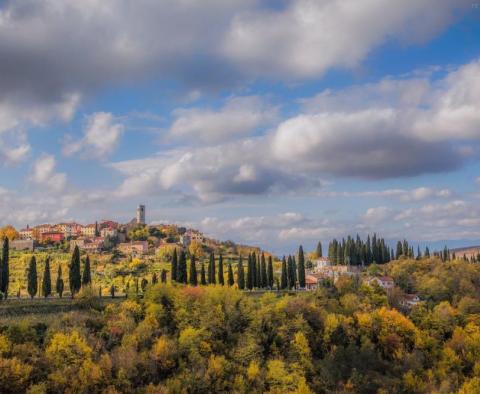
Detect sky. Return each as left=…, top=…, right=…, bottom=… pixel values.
left=0, top=0, right=480, bottom=255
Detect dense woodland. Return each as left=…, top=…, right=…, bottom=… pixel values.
left=0, top=254, right=479, bottom=393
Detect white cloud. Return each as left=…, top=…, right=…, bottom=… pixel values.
left=64, top=112, right=124, bottom=158
left=169, top=96, right=277, bottom=144
left=223, top=0, right=469, bottom=78
left=362, top=206, right=393, bottom=224
left=31, top=154, right=67, bottom=192
left=318, top=187, right=452, bottom=202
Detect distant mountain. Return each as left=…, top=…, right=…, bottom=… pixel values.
left=451, top=245, right=480, bottom=258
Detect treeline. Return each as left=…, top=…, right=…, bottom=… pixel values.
left=328, top=234, right=394, bottom=265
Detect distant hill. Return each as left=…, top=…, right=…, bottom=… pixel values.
left=451, top=245, right=480, bottom=259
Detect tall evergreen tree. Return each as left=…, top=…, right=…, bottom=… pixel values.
left=227, top=262, right=234, bottom=286
left=200, top=262, right=207, bottom=285
left=42, top=257, right=52, bottom=298
left=267, top=256, right=274, bottom=289
left=256, top=254, right=261, bottom=288
left=82, top=255, right=92, bottom=286
left=280, top=256, right=288, bottom=290
left=0, top=237, right=9, bottom=298
left=177, top=250, right=187, bottom=284
left=208, top=252, right=216, bottom=284
left=171, top=248, right=178, bottom=282
left=27, top=256, right=38, bottom=299
left=95, top=221, right=100, bottom=237
left=260, top=253, right=267, bottom=288
left=316, top=241, right=323, bottom=258
left=189, top=255, right=198, bottom=286
left=298, top=245, right=306, bottom=288
left=56, top=265, right=64, bottom=298
left=152, top=272, right=158, bottom=284
left=237, top=256, right=245, bottom=290
left=287, top=255, right=295, bottom=289
left=161, top=270, right=167, bottom=283
left=251, top=252, right=257, bottom=288
left=218, top=254, right=224, bottom=285
left=425, top=246, right=430, bottom=258
left=246, top=254, right=253, bottom=290
left=69, top=246, right=81, bottom=298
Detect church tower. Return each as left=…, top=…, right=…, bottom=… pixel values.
left=136, top=205, right=146, bottom=225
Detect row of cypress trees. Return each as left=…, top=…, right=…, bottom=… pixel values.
left=279, top=246, right=306, bottom=289
left=26, top=245, right=92, bottom=299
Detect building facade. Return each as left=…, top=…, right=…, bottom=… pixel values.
left=136, top=205, right=146, bottom=225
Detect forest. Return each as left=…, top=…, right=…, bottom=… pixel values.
left=0, top=256, right=479, bottom=393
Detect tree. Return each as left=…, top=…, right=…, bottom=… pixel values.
left=69, top=246, right=82, bottom=298
left=0, top=237, right=9, bottom=298
left=56, top=265, right=64, bottom=298
left=298, top=246, right=306, bottom=288
left=208, top=252, right=216, bottom=284
left=95, top=221, right=100, bottom=237
left=281, top=257, right=288, bottom=290
left=287, top=255, right=296, bottom=289
left=177, top=250, right=187, bottom=284
left=252, top=252, right=257, bottom=288
left=110, top=284, right=115, bottom=298
left=425, top=246, right=430, bottom=258
left=27, top=256, right=37, bottom=299
left=200, top=262, right=207, bottom=285
left=42, top=257, right=52, bottom=298
left=152, top=272, right=158, bottom=284
left=218, top=254, right=224, bottom=285
left=228, top=262, right=234, bottom=286
left=189, top=255, right=198, bottom=286
left=141, top=278, right=148, bottom=292
left=316, top=241, right=323, bottom=258
left=161, top=269, right=167, bottom=283
left=267, top=256, right=274, bottom=289
left=82, top=255, right=92, bottom=286
left=247, top=254, right=253, bottom=290
left=261, top=253, right=267, bottom=288
left=237, top=257, right=245, bottom=290
left=171, top=248, right=178, bottom=282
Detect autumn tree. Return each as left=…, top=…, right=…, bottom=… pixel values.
left=69, top=246, right=81, bottom=298
left=82, top=255, right=92, bottom=286
left=42, top=256, right=52, bottom=298
left=27, top=256, right=37, bottom=299
left=56, top=265, right=64, bottom=298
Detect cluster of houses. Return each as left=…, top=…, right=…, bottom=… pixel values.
left=304, top=257, right=420, bottom=309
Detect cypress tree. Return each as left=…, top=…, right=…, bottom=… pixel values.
left=82, top=255, right=92, bottom=286
left=237, top=256, right=245, bottom=290
left=256, top=254, right=261, bottom=288
left=95, top=221, right=100, bottom=237
left=56, top=265, right=64, bottom=298
left=250, top=252, right=256, bottom=288
left=141, top=278, right=148, bottom=292
left=161, top=270, right=167, bottom=283
left=177, top=250, right=187, bottom=284
left=246, top=254, right=253, bottom=290
left=228, top=262, right=234, bottom=286
left=200, top=263, right=207, bottom=285
left=316, top=241, right=323, bottom=258
left=218, top=254, right=224, bottom=285
left=287, top=255, right=295, bottom=289
left=171, top=248, right=178, bottom=282
left=267, top=256, right=274, bottom=289
left=0, top=237, right=9, bottom=298
left=280, top=256, right=287, bottom=289
left=209, top=253, right=216, bottom=284
left=27, top=256, right=38, bottom=299
left=42, top=257, right=52, bottom=298
left=298, top=245, right=306, bottom=288
left=189, top=255, right=198, bottom=286
left=260, top=253, right=267, bottom=288
left=152, top=272, right=158, bottom=284
left=69, top=246, right=81, bottom=298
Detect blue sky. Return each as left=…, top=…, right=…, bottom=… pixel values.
left=0, top=0, right=480, bottom=254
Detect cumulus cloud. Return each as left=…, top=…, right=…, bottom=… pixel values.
left=318, top=187, right=452, bottom=202
left=63, top=112, right=124, bottom=158
left=223, top=0, right=469, bottom=78
left=169, top=96, right=277, bottom=144
left=31, top=154, right=67, bottom=192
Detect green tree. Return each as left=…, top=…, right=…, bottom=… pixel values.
left=281, top=257, right=288, bottom=290
left=161, top=269, right=167, bottom=283
left=94, top=221, right=100, bottom=237
left=316, top=241, right=323, bottom=258
left=267, top=256, right=274, bottom=289
left=177, top=250, right=187, bottom=284
left=200, top=262, right=207, bottom=285
left=0, top=237, right=9, bottom=298
left=218, top=253, right=224, bottom=285
left=247, top=254, right=253, bottom=290
left=69, top=246, right=81, bottom=298
left=171, top=248, right=178, bottom=282
left=27, top=256, right=37, bottom=299
left=189, top=255, right=198, bottom=286
left=42, top=256, right=52, bottom=298
left=237, top=257, right=245, bottom=290
left=298, top=246, right=306, bottom=288
left=82, top=255, right=92, bottom=286
left=152, top=272, right=158, bottom=284
left=252, top=252, right=257, bottom=288
left=287, top=255, right=295, bottom=289
left=261, top=253, right=267, bottom=288
left=56, top=265, right=64, bottom=298
left=208, top=252, right=216, bottom=284
left=228, top=262, right=234, bottom=286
